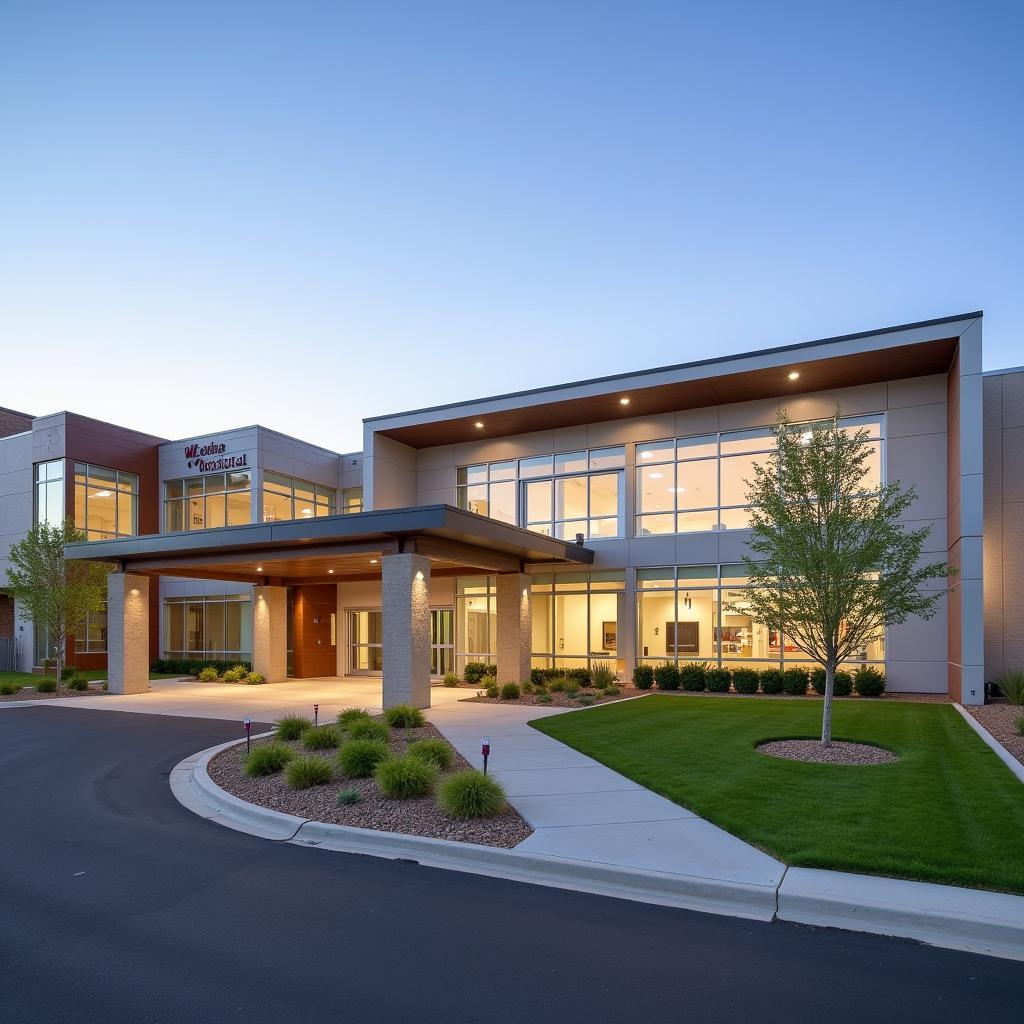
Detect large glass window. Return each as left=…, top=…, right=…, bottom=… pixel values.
left=458, top=447, right=625, bottom=539
left=636, top=416, right=884, bottom=536
left=165, top=472, right=252, bottom=532
left=262, top=472, right=336, bottom=522
left=74, top=600, right=108, bottom=654
left=34, top=460, right=65, bottom=527
left=74, top=464, right=138, bottom=539
left=342, top=487, right=363, bottom=514
left=636, top=563, right=886, bottom=671
left=454, top=577, right=497, bottom=674
left=163, top=595, right=252, bottom=660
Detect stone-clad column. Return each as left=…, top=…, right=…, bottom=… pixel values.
left=496, top=572, right=532, bottom=684
left=107, top=573, right=150, bottom=695
left=252, top=585, right=287, bottom=683
left=382, top=552, right=431, bottom=709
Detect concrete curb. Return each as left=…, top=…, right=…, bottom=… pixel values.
left=953, top=703, right=1024, bottom=785
left=777, top=867, right=1024, bottom=961
left=171, top=734, right=1024, bottom=961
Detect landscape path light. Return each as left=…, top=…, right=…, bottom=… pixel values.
left=314, top=703, right=319, bottom=727
left=244, top=717, right=252, bottom=753
left=481, top=737, right=491, bottom=775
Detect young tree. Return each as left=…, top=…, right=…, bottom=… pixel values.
left=735, top=409, right=955, bottom=746
left=5, top=519, right=110, bottom=682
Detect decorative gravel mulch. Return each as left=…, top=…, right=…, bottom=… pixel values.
left=757, top=738, right=899, bottom=766
left=964, top=704, right=1024, bottom=767
left=0, top=684, right=107, bottom=703
left=208, top=720, right=533, bottom=848
left=460, top=687, right=642, bottom=708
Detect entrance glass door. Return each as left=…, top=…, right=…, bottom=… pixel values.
left=431, top=608, right=454, bottom=677
left=348, top=610, right=383, bottom=673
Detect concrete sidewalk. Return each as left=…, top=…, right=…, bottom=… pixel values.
left=426, top=698, right=786, bottom=899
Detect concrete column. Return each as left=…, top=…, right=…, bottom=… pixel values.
left=252, top=585, right=287, bottom=683
left=382, top=552, right=431, bottom=709
left=496, top=572, right=532, bottom=684
left=107, top=573, right=150, bottom=695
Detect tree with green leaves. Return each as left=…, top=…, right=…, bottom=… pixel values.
left=735, top=409, right=955, bottom=746
left=5, top=519, right=111, bottom=681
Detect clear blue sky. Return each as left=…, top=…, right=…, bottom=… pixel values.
left=1, top=1, right=1020, bottom=453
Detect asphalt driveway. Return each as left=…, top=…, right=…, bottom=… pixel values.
left=0, top=706, right=1017, bottom=1024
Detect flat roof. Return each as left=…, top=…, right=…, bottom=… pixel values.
left=65, top=504, right=593, bottom=584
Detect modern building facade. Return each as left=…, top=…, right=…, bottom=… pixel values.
left=1, top=311, right=1015, bottom=707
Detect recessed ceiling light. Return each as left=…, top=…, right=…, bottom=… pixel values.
left=256, top=566, right=263, bottom=572
left=474, top=421, right=485, bottom=429
left=649, top=471, right=664, bottom=480
left=370, top=558, right=378, bottom=565
left=328, top=569, right=334, bottom=574
left=640, top=451, right=653, bottom=459
left=788, top=371, right=800, bottom=381
left=619, top=397, right=630, bottom=406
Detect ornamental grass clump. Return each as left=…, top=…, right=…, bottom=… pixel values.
left=406, top=738, right=454, bottom=771
left=1015, top=716, right=1024, bottom=738
left=442, top=672, right=460, bottom=688
left=244, top=672, right=266, bottom=685
left=591, top=661, right=615, bottom=689
left=336, top=788, right=363, bottom=806
left=438, top=770, right=507, bottom=819
left=302, top=724, right=341, bottom=750
left=338, top=707, right=373, bottom=728
left=198, top=666, right=219, bottom=682
left=383, top=703, right=426, bottom=728
left=36, top=678, right=57, bottom=693
left=995, top=667, right=1024, bottom=705
left=285, top=756, right=334, bottom=789
left=244, top=742, right=294, bottom=777
left=0, top=682, right=20, bottom=695
left=222, top=668, right=245, bottom=682
left=275, top=714, right=313, bottom=740
left=65, top=674, right=89, bottom=691
left=499, top=682, right=521, bottom=701
left=374, top=756, right=437, bottom=799
left=336, top=738, right=390, bottom=778
left=485, top=683, right=500, bottom=699
left=347, top=718, right=390, bottom=743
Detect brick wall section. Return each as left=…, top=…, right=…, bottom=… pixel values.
left=0, top=594, right=14, bottom=638
left=0, top=408, right=33, bottom=440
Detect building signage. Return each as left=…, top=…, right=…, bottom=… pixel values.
left=184, top=440, right=249, bottom=473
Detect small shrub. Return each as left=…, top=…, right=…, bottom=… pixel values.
left=547, top=676, right=566, bottom=693
left=383, top=704, right=426, bottom=728
left=375, top=756, right=437, bottom=799
left=760, top=668, right=784, bottom=694
left=60, top=666, right=78, bottom=681
left=302, top=725, right=341, bottom=750
left=36, top=679, right=57, bottom=693
left=732, top=668, right=760, bottom=694
left=1, top=681, right=21, bottom=695
left=463, top=661, right=490, bottom=684
left=810, top=668, right=853, bottom=697
left=994, top=667, right=1024, bottom=705
left=479, top=674, right=496, bottom=690
left=438, top=769, right=507, bottom=818
left=406, top=738, right=454, bottom=771
left=591, top=661, right=615, bottom=689
left=244, top=742, right=294, bottom=777
left=530, top=668, right=545, bottom=686
left=576, top=695, right=595, bottom=706
left=244, top=672, right=266, bottom=685
left=854, top=667, right=887, bottom=698
left=564, top=667, right=592, bottom=686
left=563, top=679, right=580, bottom=696
left=66, top=676, right=89, bottom=691
left=338, top=707, right=372, bottom=728
left=442, top=672, right=460, bottom=688
left=230, top=663, right=248, bottom=676
left=602, top=685, right=621, bottom=697
left=275, top=714, right=313, bottom=740
left=680, top=662, right=709, bottom=692
left=198, top=666, right=219, bottom=682
left=499, top=682, right=521, bottom=700
left=654, top=664, right=680, bottom=691
left=222, top=668, right=244, bottom=682
left=536, top=692, right=553, bottom=704
left=706, top=668, right=732, bottom=693
left=336, top=787, right=363, bottom=806
left=521, top=681, right=536, bottom=696
left=1015, top=715, right=1024, bottom=738
left=285, top=756, right=334, bottom=789
left=782, top=667, right=810, bottom=696
left=633, top=664, right=655, bottom=690
left=337, top=738, right=390, bottom=778
left=485, top=683, right=500, bottom=699
left=347, top=718, right=390, bottom=743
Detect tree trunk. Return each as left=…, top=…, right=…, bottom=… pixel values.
left=820, top=660, right=835, bottom=747
left=54, top=627, right=65, bottom=689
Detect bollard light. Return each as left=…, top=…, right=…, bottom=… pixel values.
left=244, top=717, right=252, bottom=753
left=481, top=737, right=491, bottom=775
left=314, top=703, right=319, bottom=727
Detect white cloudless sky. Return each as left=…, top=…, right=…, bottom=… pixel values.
left=1, top=1, right=1020, bottom=453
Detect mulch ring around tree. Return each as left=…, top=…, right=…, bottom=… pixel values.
left=756, top=738, right=899, bottom=766
left=0, top=683, right=107, bottom=703
left=208, top=720, right=533, bottom=848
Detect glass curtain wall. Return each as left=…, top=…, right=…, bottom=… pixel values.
left=34, top=460, right=65, bottom=527
left=348, top=610, right=383, bottom=672
left=74, top=464, right=138, bottom=539
left=165, top=472, right=252, bottom=531
left=454, top=577, right=496, bottom=674
left=74, top=601, right=108, bottom=654
left=637, top=564, right=886, bottom=671
left=163, top=595, right=252, bottom=661
left=262, top=472, right=336, bottom=523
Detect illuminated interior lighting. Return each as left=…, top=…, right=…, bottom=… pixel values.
left=474, top=421, right=485, bottom=429
left=788, top=371, right=800, bottom=381
left=619, top=397, right=630, bottom=406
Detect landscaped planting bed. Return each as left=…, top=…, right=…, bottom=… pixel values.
left=0, top=671, right=108, bottom=702
left=965, top=704, right=1024, bottom=767
left=533, top=695, right=1024, bottom=894
left=0, top=683, right=107, bottom=703
left=208, top=712, right=532, bottom=847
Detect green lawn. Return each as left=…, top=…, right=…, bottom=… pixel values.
left=0, top=670, right=181, bottom=686
left=532, top=695, right=1024, bottom=894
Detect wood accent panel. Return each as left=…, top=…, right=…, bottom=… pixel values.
left=377, top=339, right=959, bottom=449
left=292, top=584, right=337, bottom=678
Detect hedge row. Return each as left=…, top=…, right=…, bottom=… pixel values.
left=632, top=663, right=886, bottom=697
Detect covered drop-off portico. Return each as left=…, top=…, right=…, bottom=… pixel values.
left=64, top=505, right=593, bottom=709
